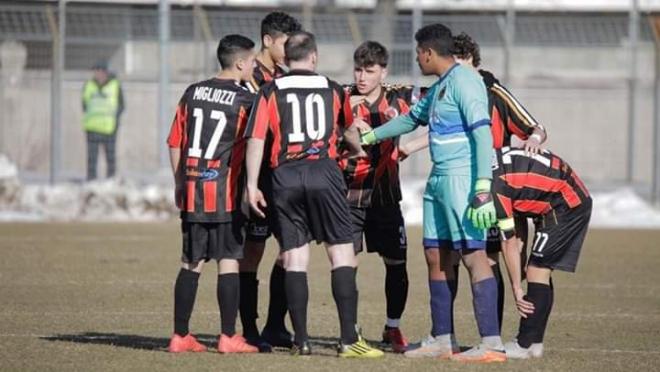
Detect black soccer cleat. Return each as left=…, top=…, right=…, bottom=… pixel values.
left=244, top=335, right=273, bottom=353
left=261, top=326, right=294, bottom=349
left=290, top=341, right=312, bottom=356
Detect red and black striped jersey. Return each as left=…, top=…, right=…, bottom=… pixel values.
left=480, top=70, right=545, bottom=149
left=167, top=78, right=255, bottom=222
left=338, top=84, right=420, bottom=208
left=492, top=147, right=591, bottom=239
left=246, top=59, right=286, bottom=93
left=245, top=69, right=353, bottom=169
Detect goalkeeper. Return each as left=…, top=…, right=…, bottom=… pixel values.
left=361, top=24, right=505, bottom=363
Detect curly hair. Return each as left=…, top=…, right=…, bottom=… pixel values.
left=261, top=11, right=302, bottom=39
left=452, top=32, right=481, bottom=68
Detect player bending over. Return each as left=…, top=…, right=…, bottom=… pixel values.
left=362, top=24, right=506, bottom=363
left=491, top=147, right=591, bottom=359
left=166, top=35, right=259, bottom=354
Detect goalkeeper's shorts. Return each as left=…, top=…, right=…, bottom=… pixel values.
left=422, top=174, right=486, bottom=250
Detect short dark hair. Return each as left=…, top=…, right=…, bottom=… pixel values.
left=216, top=34, right=255, bottom=69
left=414, top=23, right=454, bottom=57
left=284, top=31, right=317, bottom=62
left=261, top=11, right=302, bottom=39
left=452, top=32, right=481, bottom=67
left=353, top=41, right=389, bottom=68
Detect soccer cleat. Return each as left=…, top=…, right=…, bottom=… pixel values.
left=168, top=333, right=207, bottom=353
left=338, top=335, right=384, bottom=358
left=382, top=327, right=409, bottom=353
left=244, top=335, right=273, bottom=353
left=290, top=341, right=312, bottom=356
left=403, top=335, right=453, bottom=359
left=217, top=334, right=259, bottom=354
left=450, top=344, right=507, bottom=363
left=261, top=326, right=293, bottom=349
left=504, top=341, right=544, bottom=359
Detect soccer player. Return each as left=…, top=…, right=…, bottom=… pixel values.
left=239, top=11, right=302, bottom=352
left=166, top=35, right=259, bottom=354
left=491, top=147, right=591, bottom=359
left=245, top=31, right=383, bottom=358
left=339, top=41, right=419, bottom=352
left=400, top=32, right=549, bottom=332
left=361, top=24, right=506, bottom=362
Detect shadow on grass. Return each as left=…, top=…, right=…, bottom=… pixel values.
left=40, top=332, right=386, bottom=354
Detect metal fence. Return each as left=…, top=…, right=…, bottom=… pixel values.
left=1, top=2, right=659, bottom=201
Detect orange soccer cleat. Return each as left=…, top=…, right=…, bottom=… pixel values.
left=217, top=334, right=259, bottom=354
left=168, top=334, right=207, bottom=353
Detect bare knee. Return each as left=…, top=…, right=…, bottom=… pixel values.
left=461, top=249, right=493, bottom=283
left=425, top=248, right=446, bottom=281
left=182, top=260, right=204, bottom=273
left=526, top=265, right=552, bottom=284
left=327, top=243, right=357, bottom=269
left=282, top=245, right=310, bottom=272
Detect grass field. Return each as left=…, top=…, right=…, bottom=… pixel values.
left=1, top=223, right=659, bottom=371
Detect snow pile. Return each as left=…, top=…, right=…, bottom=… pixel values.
left=0, top=155, right=177, bottom=222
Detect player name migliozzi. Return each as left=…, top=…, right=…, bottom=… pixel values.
left=192, top=86, right=236, bottom=106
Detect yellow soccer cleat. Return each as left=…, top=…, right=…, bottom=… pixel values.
left=338, top=336, right=385, bottom=358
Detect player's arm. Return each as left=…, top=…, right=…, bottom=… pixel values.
left=491, top=83, right=547, bottom=154
left=361, top=84, right=435, bottom=145
left=398, top=133, right=429, bottom=161
left=244, top=90, right=270, bottom=218
left=166, top=95, right=188, bottom=208
left=337, top=85, right=368, bottom=158
left=493, top=192, right=535, bottom=318
left=458, top=77, right=497, bottom=230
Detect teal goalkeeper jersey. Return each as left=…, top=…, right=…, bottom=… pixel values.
left=409, top=64, right=491, bottom=176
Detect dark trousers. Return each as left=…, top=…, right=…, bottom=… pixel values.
left=86, top=131, right=116, bottom=180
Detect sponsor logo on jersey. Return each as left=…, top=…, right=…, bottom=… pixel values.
left=199, top=169, right=219, bottom=181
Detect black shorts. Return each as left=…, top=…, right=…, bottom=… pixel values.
left=528, top=199, right=592, bottom=273
left=486, top=215, right=529, bottom=254
left=246, top=170, right=273, bottom=243
left=181, top=220, right=245, bottom=264
left=271, top=159, right=353, bottom=251
left=351, top=204, right=407, bottom=261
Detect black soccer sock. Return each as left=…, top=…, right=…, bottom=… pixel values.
left=448, top=265, right=459, bottom=334
left=517, top=282, right=553, bottom=347
left=331, top=266, right=359, bottom=345
left=285, top=271, right=309, bottom=345
left=491, top=262, right=505, bottom=332
left=538, top=279, right=554, bottom=342
left=265, top=264, right=288, bottom=331
left=385, top=262, right=408, bottom=325
left=173, top=268, right=200, bottom=336
left=218, top=273, right=240, bottom=337
left=238, top=272, right=259, bottom=338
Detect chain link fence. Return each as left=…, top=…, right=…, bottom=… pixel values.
left=0, top=2, right=658, bottom=195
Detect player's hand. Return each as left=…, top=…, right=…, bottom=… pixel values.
left=513, top=287, right=535, bottom=318
left=353, top=118, right=373, bottom=134
left=466, top=179, right=497, bottom=230
left=524, top=134, right=543, bottom=156
left=397, top=145, right=409, bottom=161
left=347, top=149, right=368, bottom=159
left=248, top=187, right=267, bottom=219
left=360, top=130, right=377, bottom=146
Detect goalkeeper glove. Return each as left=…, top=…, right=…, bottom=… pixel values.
left=360, top=130, right=377, bottom=146
left=467, top=179, right=497, bottom=230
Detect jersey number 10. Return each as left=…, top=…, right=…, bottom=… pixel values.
left=188, top=108, right=227, bottom=159
left=287, top=93, right=326, bottom=143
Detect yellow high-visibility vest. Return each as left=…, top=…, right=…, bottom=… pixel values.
left=82, top=78, right=120, bottom=135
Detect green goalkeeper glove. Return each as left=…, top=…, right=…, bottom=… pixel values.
left=360, top=130, right=377, bottom=146
left=467, top=179, right=497, bottom=230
